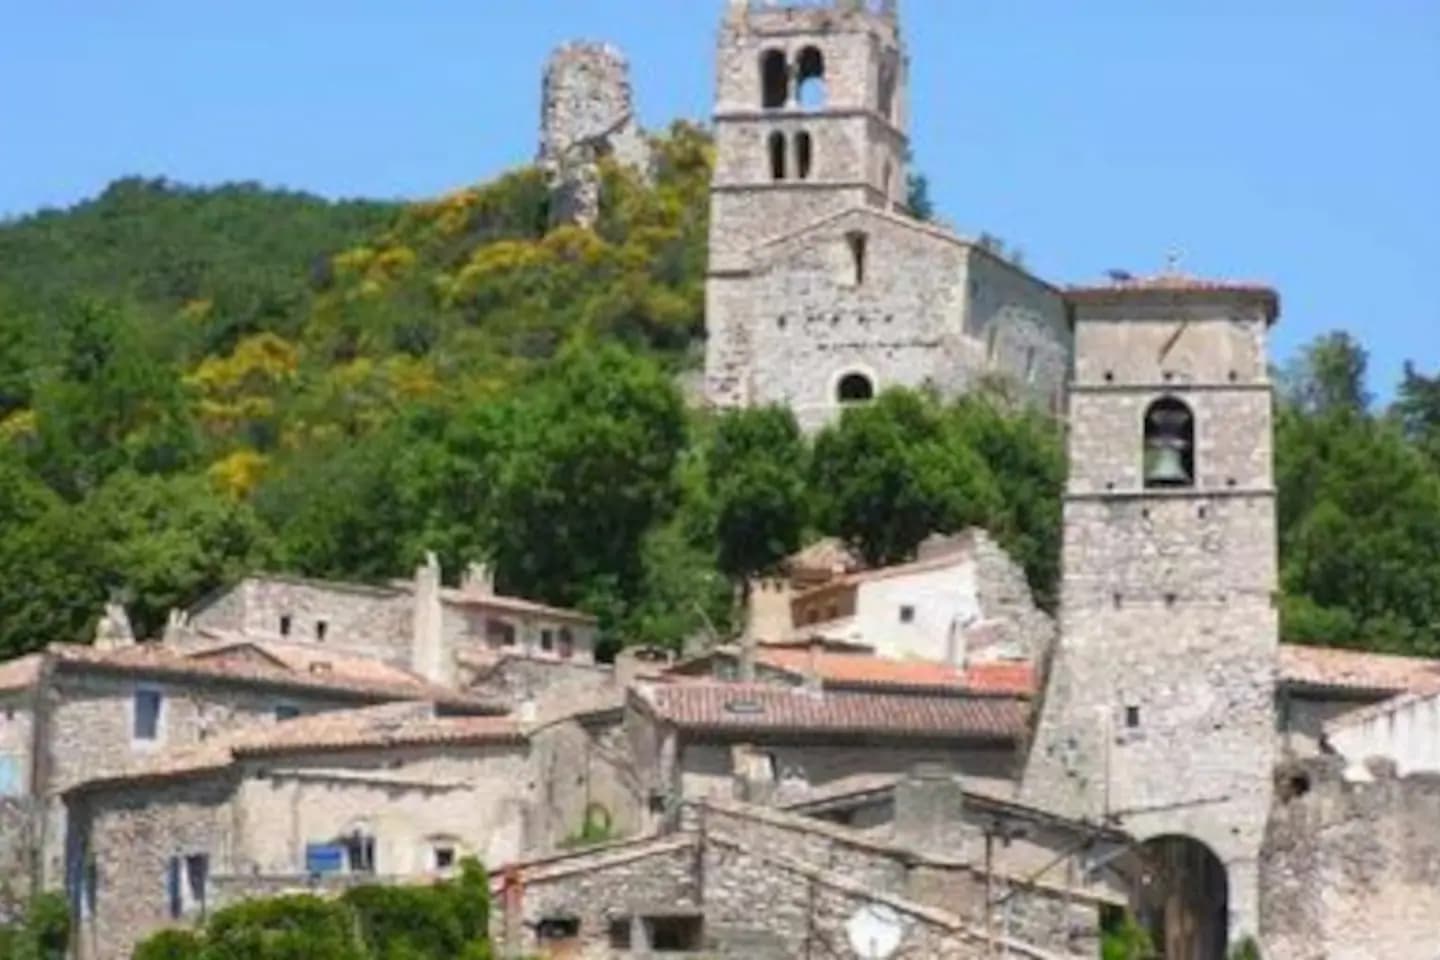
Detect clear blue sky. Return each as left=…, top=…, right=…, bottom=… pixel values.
left=3, top=1, right=1436, bottom=394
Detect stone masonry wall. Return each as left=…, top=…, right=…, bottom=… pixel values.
left=68, top=774, right=238, bottom=960
left=232, top=578, right=413, bottom=664
left=1262, top=758, right=1440, bottom=960
left=0, top=798, right=35, bottom=921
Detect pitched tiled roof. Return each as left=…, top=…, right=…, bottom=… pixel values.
left=66, top=704, right=523, bottom=792
left=438, top=588, right=598, bottom=625
left=49, top=642, right=499, bottom=712
left=750, top=648, right=1035, bottom=697
left=0, top=654, right=42, bottom=694
left=638, top=682, right=1027, bottom=742
left=1066, top=273, right=1279, bottom=320
left=1278, top=643, right=1440, bottom=696
left=792, top=551, right=968, bottom=603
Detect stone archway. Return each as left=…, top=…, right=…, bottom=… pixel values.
left=1135, top=835, right=1228, bottom=960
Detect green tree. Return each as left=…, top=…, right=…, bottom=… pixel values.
left=0, top=893, right=70, bottom=960
left=482, top=342, right=687, bottom=625
left=1280, top=330, right=1371, bottom=416
left=708, top=406, right=809, bottom=584
left=1395, top=360, right=1440, bottom=467
left=200, top=895, right=365, bottom=960
left=812, top=389, right=1001, bottom=567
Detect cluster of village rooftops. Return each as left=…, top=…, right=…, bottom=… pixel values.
left=2, top=534, right=1438, bottom=958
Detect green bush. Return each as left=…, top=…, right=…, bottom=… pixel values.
left=130, top=858, right=493, bottom=960
left=0, top=892, right=70, bottom=960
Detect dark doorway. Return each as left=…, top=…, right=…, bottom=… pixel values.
left=1135, top=836, right=1228, bottom=960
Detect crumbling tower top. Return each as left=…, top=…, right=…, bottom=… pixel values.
left=538, top=42, right=651, bottom=228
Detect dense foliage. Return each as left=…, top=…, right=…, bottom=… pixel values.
left=0, top=122, right=1437, bottom=660
left=131, top=859, right=491, bottom=960
left=0, top=893, right=69, bottom=960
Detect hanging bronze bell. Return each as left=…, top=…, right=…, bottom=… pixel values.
left=1144, top=436, right=1191, bottom=485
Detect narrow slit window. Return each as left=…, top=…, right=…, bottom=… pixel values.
left=315, top=619, right=328, bottom=642
left=795, top=131, right=813, bottom=180
left=846, top=231, right=867, bottom=286
left=768, top=131, right=787, bottom=182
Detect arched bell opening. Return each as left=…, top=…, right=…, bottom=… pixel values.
left=1143, top=396, right=1195, bottom=488
left=1135, top=835, right=1229, bottom=960
left=760, top=49, right=788, bottom=109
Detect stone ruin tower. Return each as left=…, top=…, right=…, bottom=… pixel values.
left=1021, top=276, right=1282, bottom=957
left=539, top=42, right=651, bottom=229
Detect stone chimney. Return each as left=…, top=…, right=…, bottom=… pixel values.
left=411, top=552, right=449, bottom=686
left=893, top=762, right=969, bottom=855
left=805, top=637, right=824, bottom=694
left=462, top=561, right=496, bottom=597
left=93, top=602, right=136, bottom=650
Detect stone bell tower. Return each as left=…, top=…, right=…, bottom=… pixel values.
left=705, top=0, right=910, bottom=408
left=1021, top=274, right=1281, bottom=957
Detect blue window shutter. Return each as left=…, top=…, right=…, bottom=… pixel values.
left=0, top=756, right=21, bottom=797
left=167, top=857, right=182, bottom=918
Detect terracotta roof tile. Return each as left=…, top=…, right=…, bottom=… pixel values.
left=439, top=588, right=597, bottom=625
left=673, top=648, right=1035, bottom=697
left=49, top=642, right=498, bottom=712
left=1278, top=643, right=1440, bottom=696
left=639, top=682, right=1027, bottom=742
left=0, top=654, right=42, bottom=694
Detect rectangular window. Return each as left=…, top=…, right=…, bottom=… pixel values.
left=134, top=689, right=162, bottom=742
left=433, top=845, right=455, bottom=871
left=346, top=835, right=375, bottom=874
left=540, top=629, right=554, bottom=653
left=486, top=619, right=517, bottom=649
left=315, top=619, right=328, bottom=642
left=558, top=628, right=575, bottom=659
left=1125, top=706, right=1141, bottom=729
left=279, top=614, right=292, bottom=637
left=185, top=854, right=209, bottom=916
left=275, top=704, right=300, bottom=722
left=0, top=755, right=22, bottom=797
left=899, top=605, right=916, bottom=624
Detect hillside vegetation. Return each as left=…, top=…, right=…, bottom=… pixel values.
left=0, top=123, right=1438, bottom=660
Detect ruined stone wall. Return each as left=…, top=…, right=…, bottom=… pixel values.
left=1262, top=759, right=1440, bottom=960
left=464, top=655, right=612, bottom=711
left=539, top=43, right=650, bottom=228
left=68, top=773, right=238, bottom=960
left=970, top=529, right=1056, bottom=660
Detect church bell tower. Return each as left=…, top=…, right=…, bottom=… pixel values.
left=1022, top=274, right=1281, bottom=957
left=705, top=0, right=910, bottom=408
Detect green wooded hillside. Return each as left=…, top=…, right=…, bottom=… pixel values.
left=1, top=123, right=1437, bottom=660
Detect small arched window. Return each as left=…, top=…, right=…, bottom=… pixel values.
left=760, top=49, right=788, bottom=109
left=795, top=131, right=813, bottom=180
left=797, top=47, right=826, bottom=109
left=768, top=131, right=787, bottom=181
left=878, top=58, right=898, bottom=121
left=837, top=372, right=875, bottom=404
left=1143, top=397, right=1195, bottom=488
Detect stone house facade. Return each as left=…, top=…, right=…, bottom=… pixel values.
left=63, top=705, right=527, bottom=960
left=627, top=680, right=1029, bottom=813
left=702, top=1, right=1070, bottom=430
left=787, top=530, right=1054, bottom=663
